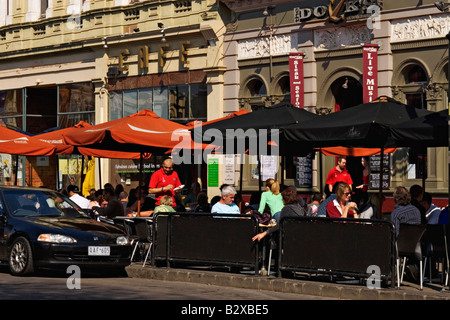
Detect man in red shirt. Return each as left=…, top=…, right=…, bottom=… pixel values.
left=148, top=158, right=182, bottom=207
left=325, top=156, right=353, bottom=194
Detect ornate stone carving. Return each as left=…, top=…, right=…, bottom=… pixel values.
left=314, top=25, right=371, bottom=51
left=424, top=82, right=443, bottom=100
left=238, top=34, right=297, bottom=59
left=391, top=14, right=450, bottom=42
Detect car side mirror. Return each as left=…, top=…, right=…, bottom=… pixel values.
left=0, top=214, right=6, bottom=224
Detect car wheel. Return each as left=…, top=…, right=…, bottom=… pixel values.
left=9, top=237, right=34, bottom=276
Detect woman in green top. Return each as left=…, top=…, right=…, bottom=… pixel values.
left=258, top=179, right=284, bottom=219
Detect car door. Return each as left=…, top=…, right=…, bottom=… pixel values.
left=0, top=194, right=6, bottom=260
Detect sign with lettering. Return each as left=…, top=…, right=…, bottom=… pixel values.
left=207, top=158, right=219, bottom=187
left=294, top=0, right=383, bottom=24
left=289, top=52, right=304, bottom=108
left=362, top=43, right=378, bottom=103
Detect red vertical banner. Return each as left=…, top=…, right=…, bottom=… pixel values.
left=289, top=52, right=304, bottom=108
left=362, top=43, right=379, bottom=103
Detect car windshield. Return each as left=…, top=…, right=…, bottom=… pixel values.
left=3, top=189, right=90, bottom=218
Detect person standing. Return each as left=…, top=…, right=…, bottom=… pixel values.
left=148, top=158, right=182, bottom=208
left=67, top=184, right=91, bottom=209
left=325, top=156, right=353, bottom=194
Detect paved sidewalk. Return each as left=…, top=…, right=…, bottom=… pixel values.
left=125, top=263, right=450, bottom=300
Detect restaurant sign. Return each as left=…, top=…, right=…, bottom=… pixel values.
left=289, top=52, right=304, bottom=108
left=294, top=0, right=383, bottom=24
left=362, top=43, right=378, bottom=103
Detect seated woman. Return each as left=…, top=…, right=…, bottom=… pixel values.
left=326, top=182, right=359, bottom=219
left=252, top=186, right=306, bottom=242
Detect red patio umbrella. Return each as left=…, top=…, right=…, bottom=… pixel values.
left=0, top=126, right=56, bottom=156
left=62, top=110, right=210, bottom=215
left=36, top=121, right=142, bottom=159
left=63, top=109, right=207, bottom=154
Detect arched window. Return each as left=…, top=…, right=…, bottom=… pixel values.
left=403, top=64, right=428, bottom=109
left=247, top=79, right=267, bottom=97
left=330, top=76, right=362, bottom=111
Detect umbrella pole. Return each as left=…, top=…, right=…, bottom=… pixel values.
left=239, top=155, right=243, bottom=194
left=137, top=152, right=144, bottom=216
left=98, top=158, right=102, bottom=188
left=377, top=147, right=384, bottom=220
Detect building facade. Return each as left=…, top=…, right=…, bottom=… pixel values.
left=218, top=0, right=448, bottom=202
left=0, top=0, right=448, bottom=205
left=0, top=0, right=229, bottom=190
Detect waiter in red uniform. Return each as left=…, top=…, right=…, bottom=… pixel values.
left=325, top=156, right=353, bottom=194
left=148, top=158, right=182, bottom=208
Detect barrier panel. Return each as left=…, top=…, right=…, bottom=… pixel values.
left=278, top=217, right=396, bottom=286
left=152, top=213, right=259, bottom=273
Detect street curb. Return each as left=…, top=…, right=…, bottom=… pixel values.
left=125, top=264, right=450, bottom=300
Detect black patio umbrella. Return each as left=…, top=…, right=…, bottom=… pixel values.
left=190, top=102, right=320, bottom=191
left=390, top=109, right=449, bottom=148
left=280, top=96, right=438, bottom=219
left=280, top=96, right=435, bottom=148
left=191, top=102, right=320, bottom=156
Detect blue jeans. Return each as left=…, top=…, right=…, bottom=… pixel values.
left=273, top=211, right=281, bottom=222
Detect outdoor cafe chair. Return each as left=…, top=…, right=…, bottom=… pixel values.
left=128, top=218, right=153, bottom=267
left=422, top=224, right=450, bottom=286
left=396, top=223, right=427, bottom=290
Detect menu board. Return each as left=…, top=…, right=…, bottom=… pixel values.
left=294, top=153, right=313, bottom=188
left=368, top=154, right=390, bottom=190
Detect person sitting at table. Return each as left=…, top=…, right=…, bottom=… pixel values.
left=153, top=195, right=176, bottom=214
left=252, top=186, right=306, bottom=242
left=93, top=187, right=124, bottom=219
left=192, top=192, right=211, bottom=213
left=326, top=182, right=359, bottom=219
left=390, top=186, right=421, bottom=238
left=127, top=186, right=156, bottom=217
left=317, top=182, right=344, bottom=217
left=359, top=193, right=385, bottom=220
left=258, top=179, right=284, bottom=221
left=211, top=185, right=240, bottom=215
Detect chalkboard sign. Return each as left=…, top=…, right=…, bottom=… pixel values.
left=369, top=154, right=390, bottom=190
left=294, top=153, right=313, bottom=188
left=369, top=154, right=389, bottom=172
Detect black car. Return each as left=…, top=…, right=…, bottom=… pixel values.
left=0, top=186, right=131, bottom=276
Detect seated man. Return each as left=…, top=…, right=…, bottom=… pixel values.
left=211, top=185, right=240, bottom=215
left=390, top=186, right=421, bottom=238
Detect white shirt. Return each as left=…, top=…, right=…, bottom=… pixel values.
left=69, top=193, right=91, bottom=209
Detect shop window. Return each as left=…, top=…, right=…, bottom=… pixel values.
left=58, top=82, right=95, bottom=128
left=169, top=85, right=189, bottom=119
left=189, top=83, right=207, bottom=119
left=110, top=83, right=206, bottom=121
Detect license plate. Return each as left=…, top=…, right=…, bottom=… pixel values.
left=88, top=246, right=110, bottom=256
